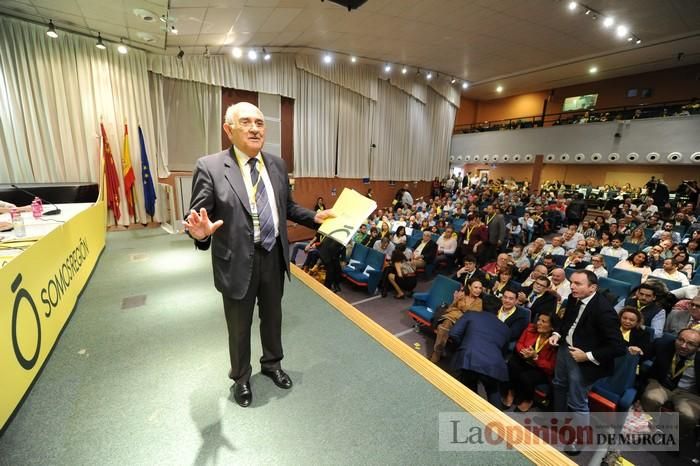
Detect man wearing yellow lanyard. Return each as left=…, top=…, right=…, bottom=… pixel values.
left=641, top=328, right=700, bottom=446
left=483, top=204, right=506, bottom=264
left=495, top=288, right=529, bottom=344
left=185, top=102, right=334, bottom=408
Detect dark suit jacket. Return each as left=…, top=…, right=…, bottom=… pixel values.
left=415, top=239, right=437, bottom=264
left=487, top=213, right=506, bottom=244
left=453, top=268, right=487, bottom=289
left=554, top=292, right=626, bottom=383
left=525, top=291, right=558, bottom=322
left=190, top=148, right=317, bottom=299
left=647, top=337, right=699, bottom=395
left=449, top=311, right=510, bottom=382
left=501, top=306, right=531, bottom=343
left=625, top=327, right=652, bottom=360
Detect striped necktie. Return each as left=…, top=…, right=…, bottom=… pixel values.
left=248, top=158, right=276, bottom=251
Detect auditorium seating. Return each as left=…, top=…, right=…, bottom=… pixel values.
left=407, top=275, right=461, bottom=328
left=342, top=244, right=385, bottom=294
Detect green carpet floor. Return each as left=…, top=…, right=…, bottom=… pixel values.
left=0, top=230, right=532, bottom=466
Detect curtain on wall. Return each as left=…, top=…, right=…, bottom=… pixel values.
left=0, top=16, right=160, bottom=224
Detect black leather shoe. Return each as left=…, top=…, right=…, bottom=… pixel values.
left=233, top=382, right=252, bottom=407
left=261, top=368, right=293, bottom=389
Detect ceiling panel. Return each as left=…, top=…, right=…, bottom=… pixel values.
left=234, top=7, right=274, bottom=33
left=200, top=8, right=241, bottom=34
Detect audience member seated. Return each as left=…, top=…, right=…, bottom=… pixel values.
left=373, top=236, right=395, bottom=261
left=409, top=230, right=437, bottom=270
left=452, top=255, right=486, bottom=289
left=624, top=283, right=666, bottom=339
left=543, top=236, right=565, bottom=256
left=449, top=305, right=510, bottom=407
left=625, top=226, right=647, bottom=246
left=619, top=306, right=652, bottom=358
left=391, top=225, right=408, bottom=246
left=673, top=250, right=694, bottom=280
left=550, top=267, right=572, bottom=302
left=381, top=246, right=417, bottom=299
left=431, top=278, right=484, bottom=363
left=563, top=249, right=586, bottom=269
left=494, top=288, right=530, bottom=344
left=650, top=258, right=690, bottom=287
left=585, top=254, right=609, bottom=278
left=518, top=276, right=558, bottom=322
left=509, top=244, right=531, bottom=277
left=665, top=295, right=700, bottom=335
left=502, top=313, right=557, bottom=412
left=482, top=252, right=515, bottom=277
left=301, top=233, right=323, bottom=271
left=600, top=235, right=629, bottom=262
left=435, top=226, right=458, bottom=267
left=490, top=267, right=517, bottom=299
left=361, top=226, right=380, bottom=247
left=614, top=251, right=652, bottom=282
left=640, top=328, right=700, bottom=451
left=520, top=263, right=548, bottom=288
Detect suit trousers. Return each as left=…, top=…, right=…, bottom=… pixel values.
left=552, top=345, right=593, bottom=413
left=222, top=240, right=284, bottom=384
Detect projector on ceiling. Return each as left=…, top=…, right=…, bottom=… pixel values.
left=321, top=0, right=369, bottom=11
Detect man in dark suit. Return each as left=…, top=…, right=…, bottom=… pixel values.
left=449, top=309, right=510, bottom=407
left=549, top=271, right=625, bottom=445
left=624, top=283, right=666, bottom=339
left=409, top=230, right=437, bottom=270
left=493, top=288, right=530, bottom=344
left=185, top=102, right=333, bottom=407
left=451, top=254, right=487, bottom=289
left=484, top=204, right=506, bottom=263
left=518, top=276, right=558, bottom=322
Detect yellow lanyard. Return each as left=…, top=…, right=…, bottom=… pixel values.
left=534, top=335, right=548, bottom=353
left=465, top=226, right=475, bottom=242
left=690, top=320, right=700, bottom=330
left=487, top=214, right=496, bottom=225
left=620, top=328, right=631, bottom=342
left=670, top=356, right=693, bottom=380
left=636, top=300, right=644, bottom=312
left=498, top=306, right=516, bottom=322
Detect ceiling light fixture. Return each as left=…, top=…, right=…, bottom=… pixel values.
left=46, top=20, right=58, bottom=38
left=568, top=2, right=577, bottom=11
left=401, top=66, right=407, bottom=74
left=450, top=78, right=456, bottom=84
left=616, top=24, right=629, bottom=38
left=462, top=82, right=469, bottom=90
left=232, top=47, right=242, bottom=58
left=384, top=64, right=391, bottom=73
left=350, top=56, right=357, bottom=63
left=603, top=16, right=614, bottom=28
left=263, top=48, right=271, bottom=60
left=248, top=49, right=258, bottom=61
left=426, top=72, right=433, bottom=80
left=635, top=38, right=641, bottom=44
left=204, top=46, right=210, bottom=58
left=585, top=9, right=591, bottom=15
left=496, top=85, right=503, bottom=93
left=323, top=53, right=332, bottom=64
left=589, top=66, right=598, bottom=74
left=627, top=36, right=633, bottom=42
left=117, top=39, right=128, bottom=55
left=177, top=47, right=184, bottom=59
left=96, top=33, right=106, bottom=50
left=170, top=25, right=178, bottom=34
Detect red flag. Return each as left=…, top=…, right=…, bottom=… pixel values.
left=121, top=123, right=136, bottom=219
left=101, top=123, right=121, bottom=222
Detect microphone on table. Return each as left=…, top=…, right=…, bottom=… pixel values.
left=10, top=184, right=62, bottom=216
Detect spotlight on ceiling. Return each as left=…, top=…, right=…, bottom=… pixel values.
left=263, top=48, right=271, bottom=60
left=177, top=47, right=184, bottom=59
left=589, top=66, right=598, bottom=74
left=496, top=85, right=503, bottom=93
left=232, top=47, right=242, bottom=58
left=635, top=38, right=641, bottom=44
left=602, top=17, right=614, bottom=28
left=384, top=63, right=391, bottom=73
left=117, top=39, right=128, bottom=54
left=616, top=24, right=629, bottom=38
left=204, top=46, right=210, bottom=58
left=170, top=25, right=178, bottom=34
left=627, top=36, right=633, bottom=42
left=96, top=33, right=106, bottom=50
left=426, top=72, right=433, bottom=80
left=323, top=53, right=332, bottom=64
left=462, top=82, right=469, bottom=90
left=46, top=20, right=58, bottom=38
left=568, top=2, right=577, bottom=11
left=450, top=78, right=456, bottom=84
left=585, top=9, right=591, bottom=15
left=401, top=66, right=407, bottom=74
left=350, top=56, right=357, bottom=63
left=248, top=49, right=258, bottom=61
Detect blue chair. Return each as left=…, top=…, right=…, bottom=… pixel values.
left=650, top=276, right=683, bottom=291
left=564, top=267, right=577, bottom=281
left=609, top=268, right=643, bottom=288
left=407, top=275, right=461, bottom=328
left=342, top=247, right=385, bottom=294
left=589, top=354, right=640, bottom=412
left=601, top=254, right=621, bottom=272
left=622, top=242, right=640, bottom=255
left=407, top=232, right=422, bottom=250
left=598, top=276, right=632, bottom=303
left=643, top=229, right=655, bottom=241
left=692, top=271, right=700, bottom=285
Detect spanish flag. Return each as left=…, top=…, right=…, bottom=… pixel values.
left=121, top=123, right=136, bottom=220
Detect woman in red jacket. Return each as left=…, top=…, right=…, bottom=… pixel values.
left=502, top=312, right=557, bottom=412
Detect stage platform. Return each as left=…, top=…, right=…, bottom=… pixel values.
left=0, top=230, right=570, bottom=465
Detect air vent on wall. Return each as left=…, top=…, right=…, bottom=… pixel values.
left=626, top=152, right=639, bottom=162
left=646, top=152, right=660, bottom=162
left=513, top=154, right=521, bottom=162
left=575, top=153, right=585, bottom=162
left=502, top=154, right=509, bottom=162
left=608, top=153, right=620, bottom=162
left=690, top=152, right=700, bottom=162
left=492, top=154, right=499, bottom=161
left=545, top=154, right=555, bottom=162
left=591, top=153, right=602, bottom=162
left=133, top=8, right=158, bottom=22
left=523, top=154, right=531, bottom=162
left=560, top=153, right=570, bottom=162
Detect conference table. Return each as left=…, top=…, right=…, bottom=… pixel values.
left=0, top=201, right=106, bottom=431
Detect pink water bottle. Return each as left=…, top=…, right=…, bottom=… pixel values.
left=32, top=197, right=43, bottom=219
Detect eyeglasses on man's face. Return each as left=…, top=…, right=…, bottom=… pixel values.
left=236, top=119, right=265, bottom=130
